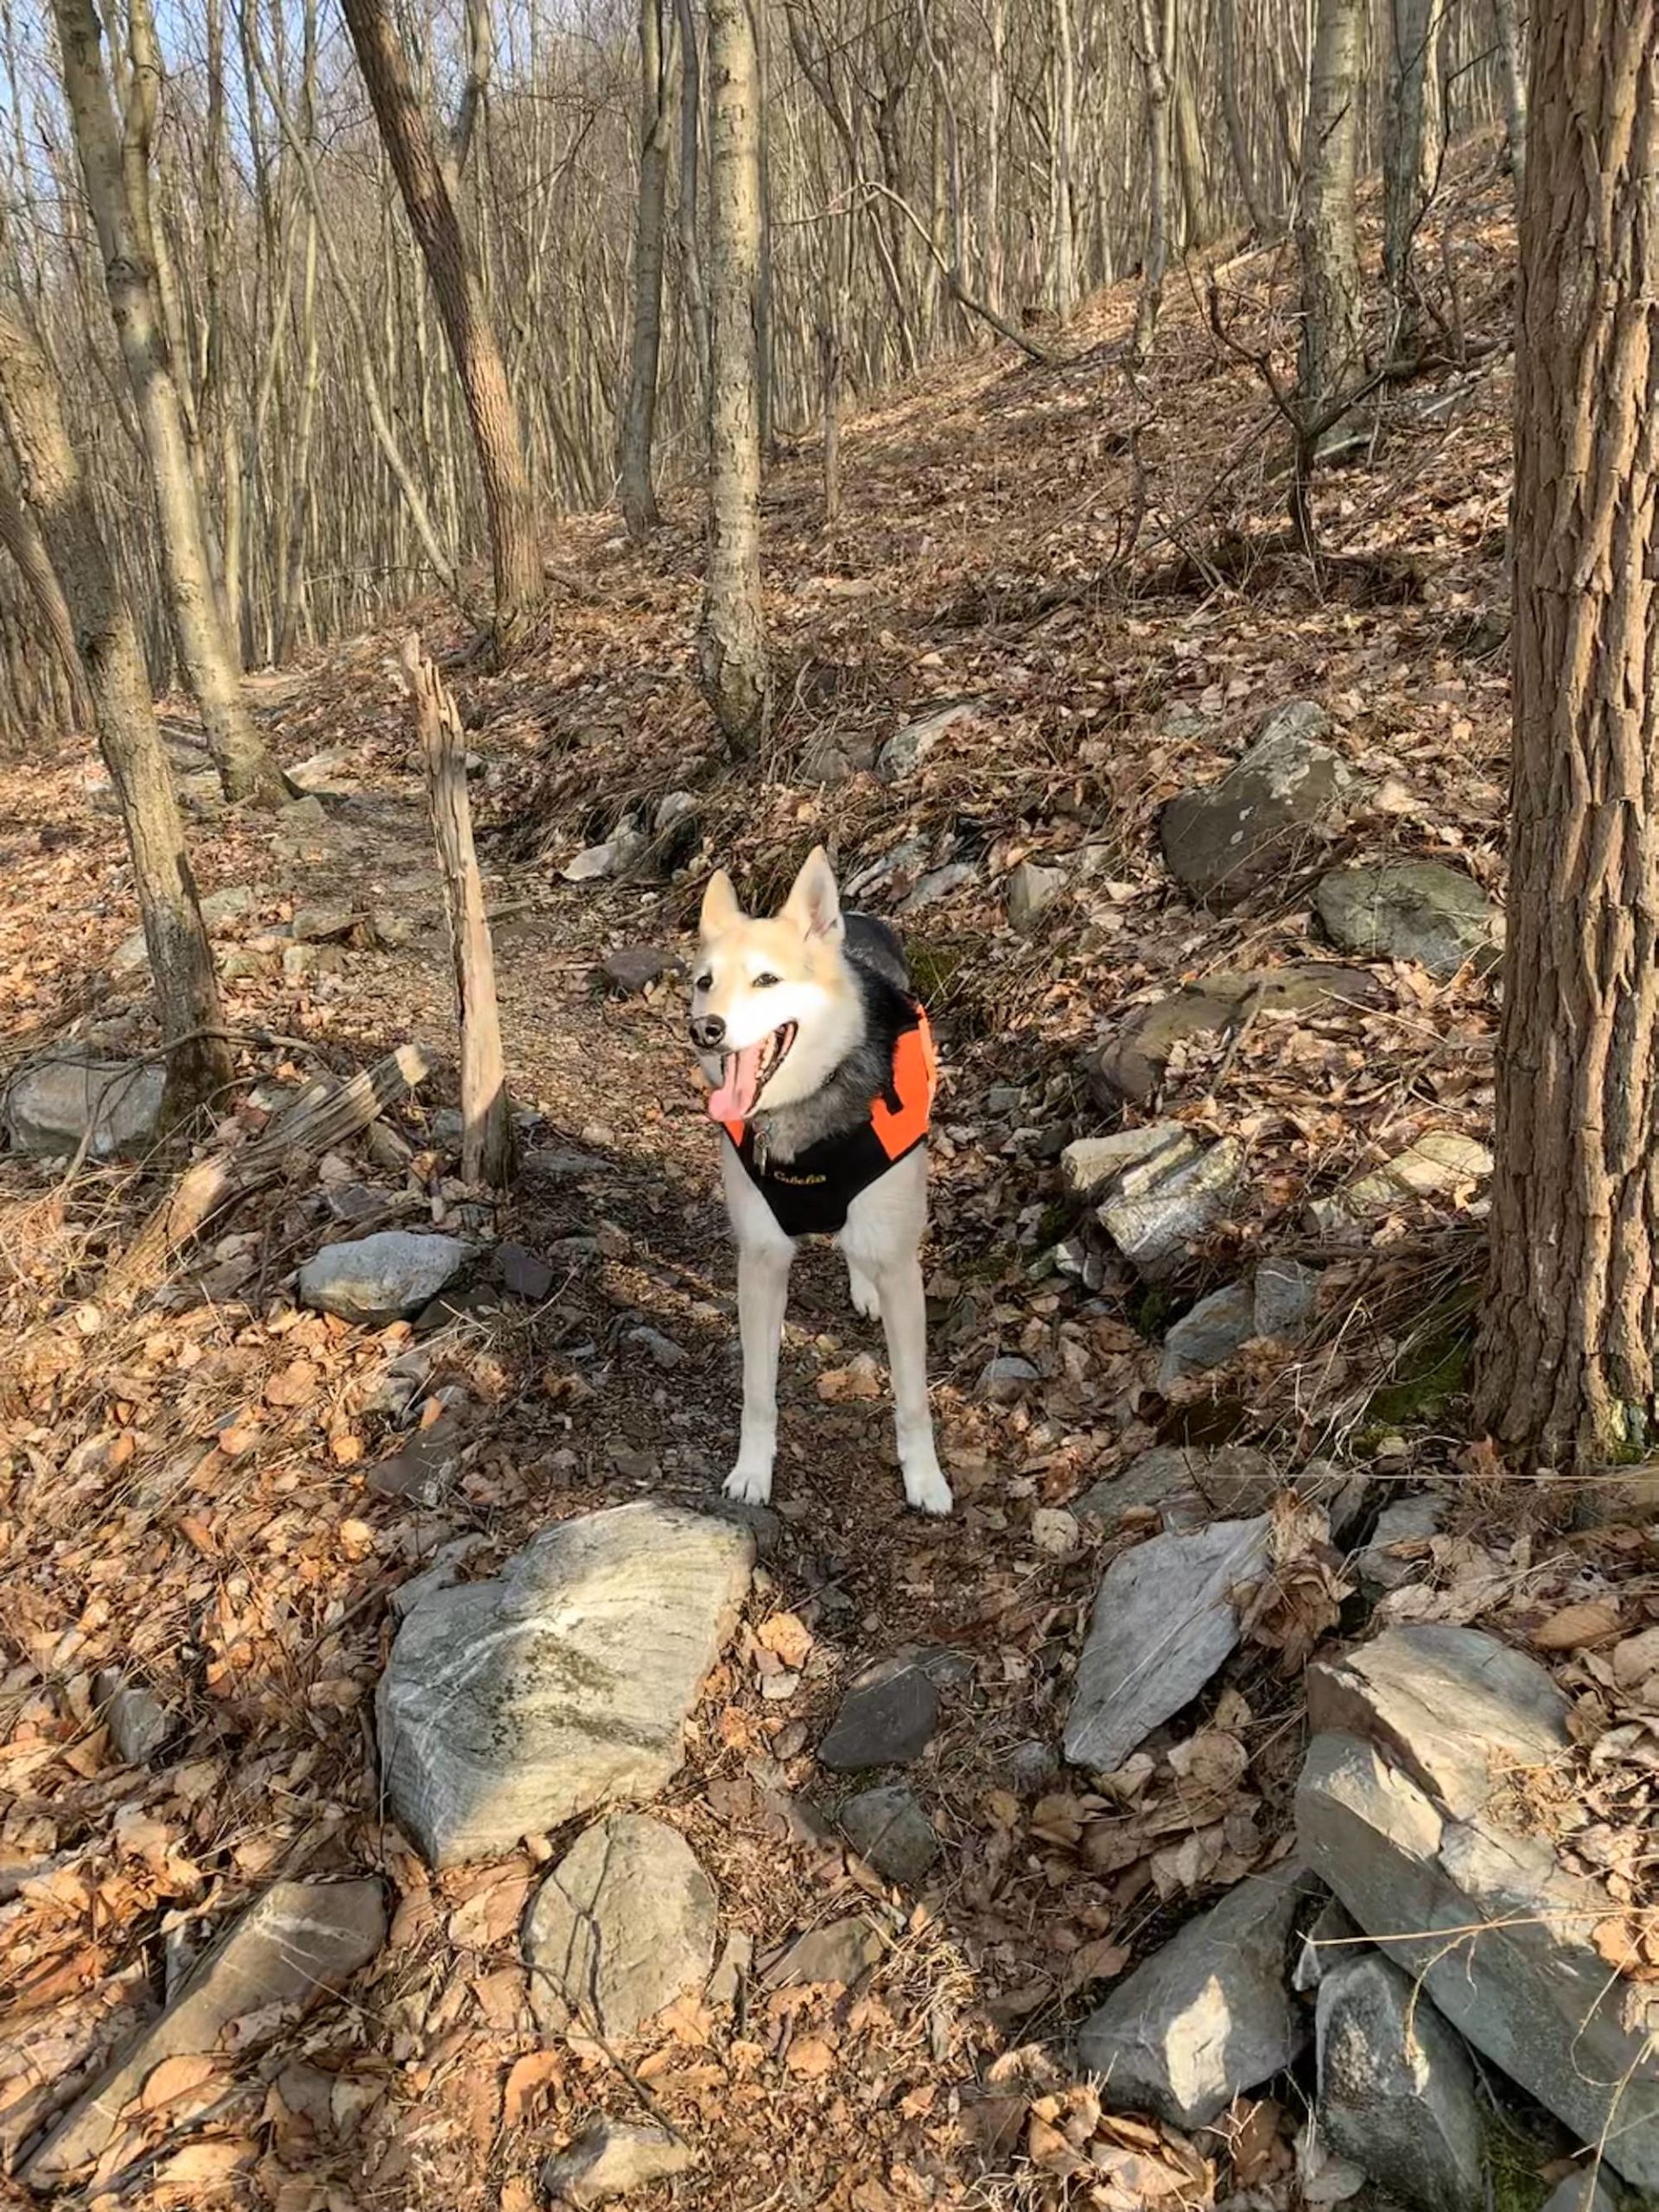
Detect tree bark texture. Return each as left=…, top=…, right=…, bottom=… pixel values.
left=340, top=0, right=541, bottom=657
left=619, top=0, right=676, bottom=538
left=698, top=0, right=770, bottom=754
left=0, top=308, right=231, bottom=1118
left=49, top=0, right=287, bottom=808
left=1474, top=0, right=1659, bottom=1465
left=401, top=635, right=515, bottom=1190
left=1294, top=0, right=1365, bottom=430
left=0, top=454, right=92, bottom=721
left=1131, top=0, right=1175, bottom=358
left=1382, top=0, right=1448, bottom=349
left=1494, top=0, right=1529, bottom=197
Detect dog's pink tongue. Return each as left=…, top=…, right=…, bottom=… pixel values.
left=708, top=1042, right=763, bottom=1122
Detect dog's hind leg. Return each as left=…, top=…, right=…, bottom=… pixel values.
left=847, top=1262, right=882, bottom=1321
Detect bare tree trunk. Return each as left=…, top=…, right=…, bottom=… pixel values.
left=1382, top=0, right=1448, bottom=353
left=1294, top=0, right=1364, bottom=434
left=1132, top=0, right=1176, bottom=357
left=1474, top=0, right=1659, bottom=1466
left=1217, top=0, right=1280, bottom=235
left=674, top=0, right=712, bottom=418
left=402, top=636, right=514, bottom=1189
left=0, top=308, right=230, bottom=1117
left=1172, top=30, right=1213, bottom=250
left=1050, top=0, right=1078, bottom=316
left=619, top=0, right=677, bottom=538
left=698, top=0, right=770, bottom=753
left=754, top=0, right=776, bottom=459
left=1493, top=0, right=1528, bottom=197
left=49, top=0, right=288, bottom=808
left=0, top=451, right=92, bottom=721
left=340, top=0, right=542, bottom=657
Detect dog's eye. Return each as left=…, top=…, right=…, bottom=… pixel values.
left=753, top=972, right=780, bottom=988
left=695, top=973, right=712, bottom=992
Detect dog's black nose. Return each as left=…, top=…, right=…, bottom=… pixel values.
left=691, top=1014, right=725, bottom=1051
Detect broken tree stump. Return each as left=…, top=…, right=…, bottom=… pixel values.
left=400, top=633, right=515, bottom=1190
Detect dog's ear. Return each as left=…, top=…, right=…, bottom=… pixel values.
left=699, top=869, right=741, bottom=936
left=782, top=845, right=844, bottom=942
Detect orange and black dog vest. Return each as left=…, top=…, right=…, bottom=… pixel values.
left=721, top=1006, right=937, bottom=1236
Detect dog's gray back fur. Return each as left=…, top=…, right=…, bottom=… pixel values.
left=753, top=911, right=912, bottom=1165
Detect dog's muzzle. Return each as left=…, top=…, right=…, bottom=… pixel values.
left=690, top=1014, right=726, bottom=1051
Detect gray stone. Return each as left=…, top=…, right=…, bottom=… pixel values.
left=22, top=1880, right=385, bottom=2185
left=1006, top=1738, right=1059, bottom=1796
left=1540, top=2175, right=1619, bottom=2212
left=563, top=841, right=622, bottom=883
left=899, top=861, right=977, bottom=913
left=277, top=794, right=328, bottom=836
left=707, top=1929, right=753, bottom=2006
left=1160, top=704, right=1358, bottom=907
left=291, top=902, right=357, bottom=943
left=1074, top=1446, right=1362, bottom=1541
left=96, top=1676, right=171, bottom=1768
left=283, top=940, right=346, bottom=982
left=287, top=748, right=356, bottom=792
left=1296, top=1626, right=1659, bottom=2190
left=1097, top=1134, right=1243, bottom=1281
left=1356, top=1496, right=1446, bottom=1590
left=390, top=1536, right=492, bottom=1620
left=1255, top=1256, right=1322, bottom=1340
left=3, top=1054, right=166, bottom=1159
left=980, top=1354, right=1041, bottom=1395
left=366, top=1414, right=465, bottom=1507
left=1159, top=1279, right=1255, bottom=1389
left=1065, top=1516, right=1272, bottom=1772
left=378, top=1502, right=753, bottom=1866
left=763, top=1915, right=885, bottom=1989
left=496, top=1242, right=556, bottom=1300
left=1294, top=1895, right=1362, bottom=1993
left=1007, top=860, right=1065, bottom=931
left=840, top=1785, right=939, bottom=1885
left=1316, top=862, right=1503, bottom=980
left=111, top=886, right=255, bottom=974
left=543, top=2120, right=696, bottom=2206
left=986, top=1085, right=1025, bottom=1117
left=625, top=1325, right=687, bottom=1370
left=654, top=790, right=699, bottom=831
left=1077, top=1864, right=1313, bottom=2126
left=524, top=1814, right=717, bottom=2037
left=601, top=945, right=683, bottom=995
left=1061, top=1125, right=1187, bottom=1200
left=1316, top=1950, right=1484, bottom=2212
left=299, top=1230, right=469, bottom=1326
left=1307, top=1133, right=1494, bottom=1235
left=1090, top=965, right=1386, bottom=1110
left=819, top=1658, right=938, bottom=1770
left=876, top=699, right=983, bottom=782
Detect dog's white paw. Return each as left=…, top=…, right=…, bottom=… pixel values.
left=723, top=1464, right=774, bottom=1508
left=848, top=1272, right=882, bottom=1322
left=902, top=1462, right=954, bottom=1516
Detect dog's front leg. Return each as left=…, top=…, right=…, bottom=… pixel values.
left=727, top=1236, right=792, bottom=1505
left=874, top=1253, right=953, bottom=1516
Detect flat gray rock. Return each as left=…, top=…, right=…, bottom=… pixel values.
left=840, top=1785, right=939, bottom=1885
left=1007, top=859, right=1065, bottom=931
left=1254, top=1256, right=1322, bottom=1339
left=1077, top=1864, right=1313, bottom=2126
left=1540, top=2173, right=1619, bottom=2212
left=1065, top=1516, right=1271, bottom=1772
left=1090, top=965, right=1386, bottom=1109
left=1316, top=1950, right=1484, bottom=2212
left=1300, top=1725, right=1659, bottom=2194
left=1356, top=1495, right=1446, bottom=1590
left=1316, top=861, right=1503, bottom=979
left=3, top=1054, right=166, bottom=1159
left=1062, top=1125, right=1187, bottom=1200
left=877, top=699, right=983, bottom=782
left=298, top=1230, right=469, bottom=1326
left=1098, top=1135, right=1242, bottom=1281
left=93, top=1672, right=171, bottom=1767
left=543, top=2120, right=696, bottom=2205
left=23, top=1880, right=385, bottom=2185
left=524, top=1814, right=717, bottom=2037
left=1159, top=1279, right=1255, bottom=1389
left=600, top=945, right=683, bottom=995
left=378, top=1502, right=753, bottom=1866
left=819, top=1658, right=938, bottom=1770
left=763, top=1915, right=885, bottom=1990
left=1160, top=703, right=1358, bottom=907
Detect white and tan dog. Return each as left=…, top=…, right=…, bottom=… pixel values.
left=690, top=848, right=952, bottom=1516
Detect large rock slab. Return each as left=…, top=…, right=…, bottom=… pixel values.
left=524, top=1814, right=716, bottom=2037
left=1297, top=1626, right=1659, bottom=2190
left=1065, top=1516, right=1272, bottom=1772
left=22, top=1880, right=385, bottom=2185
left=1316, top=1949, right=1484, bottom=2212
left=1160, top=704, right=1359, bottom=907
left=1316, top=861, right=1503, bottom=979
left=378, top=1502, right=753, bottom=1866
left=1096, top=1133, right=1243, bottom=1281
left=1077, top=1864, right=1313, bottom=2126
left=1090, top=965, right=1387, bottom=1109
left=3, top=1053, right=166, bottom=1159
left=298, top=1230, right=470, bottom=1326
